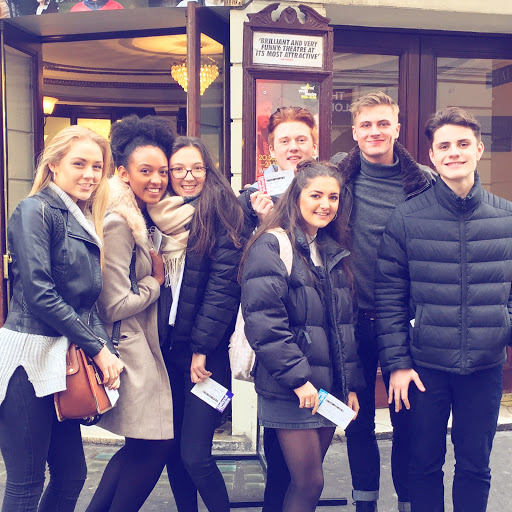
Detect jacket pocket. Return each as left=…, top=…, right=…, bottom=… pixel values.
left=297, top=330, right=313, bottom=358
left=412, top=305, right=424, bottom=349
left=119, top=331, right=141, bottom=344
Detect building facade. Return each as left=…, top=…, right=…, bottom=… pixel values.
left=1, top=0, right=512, bottom=449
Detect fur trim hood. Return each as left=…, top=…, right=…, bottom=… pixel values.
left=331, top=141, right=435, bottom=197
left=107, top=174, right=148, bottom=247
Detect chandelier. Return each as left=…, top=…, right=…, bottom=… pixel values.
left=171, top=56, right=219, bottom=96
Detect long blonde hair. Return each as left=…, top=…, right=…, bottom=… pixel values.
left=30, top=125, right=114, bottom=264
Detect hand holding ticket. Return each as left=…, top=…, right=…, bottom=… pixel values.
left=258, top=169, right=295, bottom=197
left=191, top=378, right=233, bottom=413
left=317, top=389, right=357, bottom=430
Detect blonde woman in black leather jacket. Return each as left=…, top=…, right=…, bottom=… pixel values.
left=0, top=125, right=123, bottom=512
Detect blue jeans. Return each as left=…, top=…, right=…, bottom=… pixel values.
left=408, top=365, right=502, bottom=512
left=0, top=367, right=87, bottom=512
left=345, top=314, right=412, bottom=507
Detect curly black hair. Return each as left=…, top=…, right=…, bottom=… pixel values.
left=109, top=114, right=175, bottom=169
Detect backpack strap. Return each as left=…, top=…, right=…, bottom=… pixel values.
left=266, top=228, right=293, bottom=275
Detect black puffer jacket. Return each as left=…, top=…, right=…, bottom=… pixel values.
left=242, top=229, right=363, bottom=402
left=4, top=187, right=114, bottom=357
left=375, top=173, right=512, bottom=375
left=161, top=216, right=244, bottom=357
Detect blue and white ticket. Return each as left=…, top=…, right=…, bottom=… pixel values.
left=317, top=389, right=357, bottom=430
left=191, top=378, right=234, bottom=413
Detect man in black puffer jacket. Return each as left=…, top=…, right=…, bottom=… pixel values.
left=332, top=92, right=434, bottom=512
left=375, top=107, right=512, bottom=512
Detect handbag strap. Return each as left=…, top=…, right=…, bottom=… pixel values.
left=111, top=248, right=139, bottom=346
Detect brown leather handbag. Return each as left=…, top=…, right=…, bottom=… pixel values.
left=54, top=344, right=113, bottom=422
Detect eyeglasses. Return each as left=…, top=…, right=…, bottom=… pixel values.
left=169, top=165, right=207, bottom=179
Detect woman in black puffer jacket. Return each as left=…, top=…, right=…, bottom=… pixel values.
left=146, top=137, right=247, bottom=512
left=241, top=160, right=362, bottom=512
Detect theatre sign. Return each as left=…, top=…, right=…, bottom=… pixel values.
left=252, top=32, right=323, bottom=68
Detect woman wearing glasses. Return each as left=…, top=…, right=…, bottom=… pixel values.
left=146, top=137, right=246, bottom=512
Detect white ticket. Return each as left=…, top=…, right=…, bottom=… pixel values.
left=104, top=386, right=120, bottom=408
left=262, top=169, right=295, bottom=197
left=317, top=389, right=357, bottom=430
left=191, top=378, right=233, bottom=413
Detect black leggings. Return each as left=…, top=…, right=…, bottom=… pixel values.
left=165, top=347, right=230, bottom=512
left=275, top=427, right=335, bottom=512
left=86, top=437, right=173, bottom=512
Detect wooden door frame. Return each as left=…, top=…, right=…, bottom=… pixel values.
left=242, top=3, right=334, bottom=187
left=0, top=21, right=43, bottom=324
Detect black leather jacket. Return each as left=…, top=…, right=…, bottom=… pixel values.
left=4, top=187, right=115, bottom=357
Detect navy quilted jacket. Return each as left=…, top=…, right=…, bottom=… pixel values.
left=375, top=173, right=512, bottom=375
left=242, top=229, right=363, bottom=402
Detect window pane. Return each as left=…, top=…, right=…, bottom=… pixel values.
left=332, top=53, right=399, bottom=156
left=77, top=118, right=111, bottom=140
left=437, top=58, right=512, bottom=201
left=200, top=48, right=224, bottom=174
left=256, top=79, right=320, bottom=176
left=6, top=46, right=34, bottom=217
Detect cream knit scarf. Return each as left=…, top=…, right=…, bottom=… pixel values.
left=146, top=193, right=197, bottom=286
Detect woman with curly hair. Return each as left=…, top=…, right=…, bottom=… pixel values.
left=147, top=137, right=247, bottom=512
left=86, top=115, right=175, bottom=512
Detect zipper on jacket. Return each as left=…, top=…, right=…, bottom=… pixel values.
left=405, top=180, right=431, bottom=201
left=76, top=314, right=108, bottom=347
left=325, top=268, right=349, bottom=402
left=460, top=205, right=468, bottom=373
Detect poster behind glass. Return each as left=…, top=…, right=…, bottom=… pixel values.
left=256, top=79, right=319, bottom=177
left=5, top=0, right=183, bottom=17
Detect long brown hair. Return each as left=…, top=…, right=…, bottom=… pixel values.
left=240, top=160, right=352, bottom=283
left=170, top=137, right=244, bottom=255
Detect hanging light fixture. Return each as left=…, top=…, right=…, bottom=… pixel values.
left=43, top=96, right=58, bottom=116
left=171, top=56, right=219, bottom=95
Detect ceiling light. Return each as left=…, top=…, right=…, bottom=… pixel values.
left=171, top=56, right=219, bottom=95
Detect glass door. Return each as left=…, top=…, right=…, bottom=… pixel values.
left=418, top=32, right=512, bottom=390
left=332, top=28, right=420, bottom=159
left=0, top=22, right=42, bottom=321
left=434, top=56, right=512, bottom=200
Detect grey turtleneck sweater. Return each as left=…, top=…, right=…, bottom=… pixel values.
left=351, top=153, right=406, bottom=311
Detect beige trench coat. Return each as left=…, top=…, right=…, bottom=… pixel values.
left=97, top=177, right=173, bottom=440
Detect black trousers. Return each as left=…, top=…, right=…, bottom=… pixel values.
left=164, top=345, right=230, bottom=512
left=0, top=367, right=86, bottom=512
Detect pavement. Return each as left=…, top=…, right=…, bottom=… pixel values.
left=1, top=398, right=512, bottom=511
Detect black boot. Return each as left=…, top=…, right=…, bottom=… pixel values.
left=354, top=501, right=378, bottom=512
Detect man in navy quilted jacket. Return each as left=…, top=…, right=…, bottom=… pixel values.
left=375, top=107, right=512, bottom=512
